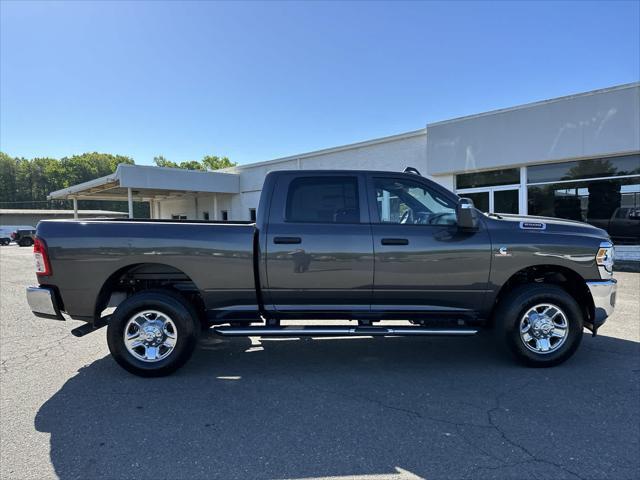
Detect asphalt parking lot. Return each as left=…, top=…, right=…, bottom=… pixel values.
left=1, top=244, right=639, bottom=480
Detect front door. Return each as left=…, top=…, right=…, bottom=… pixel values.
left=369, top=174, right=492, bottom=316
left=264, top=173, right=373, bottom=317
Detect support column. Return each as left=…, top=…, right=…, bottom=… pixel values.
left=127, top=188, right=133, bottom=219
left=519, top=166, right=528, bottom=215
left=72, top=197, right=78, bottom=220
left=213, top=194, right=218, bottom=220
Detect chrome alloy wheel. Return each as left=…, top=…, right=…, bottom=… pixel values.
left=123, top=310, right=178, bottom=362
left=519, top=303, right=568, bottom=354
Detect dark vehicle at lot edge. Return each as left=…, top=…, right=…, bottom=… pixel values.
left=589, top=207, right=640, bottom=245
left=13, top=228, right=36, bottom=247
left=27, top=169, right=617, bottom=376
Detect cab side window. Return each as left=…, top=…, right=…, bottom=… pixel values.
left=374, top=177, right=456, bottom=225
left=286, top=176, right=360, bottom=223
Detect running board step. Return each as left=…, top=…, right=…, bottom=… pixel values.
left=213, top=326, right=478, bottom=337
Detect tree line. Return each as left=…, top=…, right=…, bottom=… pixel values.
left=0, top=152, right=236, bottom=216
left=153, top=155, right=235, bottom=171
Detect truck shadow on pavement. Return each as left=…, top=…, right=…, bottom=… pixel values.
left=35, top=333, right=639, bottom=480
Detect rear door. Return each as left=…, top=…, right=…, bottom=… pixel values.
left=264, top=172, right=374, bottom=317
left=368, top=174, right=492, bottom=317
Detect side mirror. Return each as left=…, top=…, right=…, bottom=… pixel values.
left=456, top=198, right=479, bottom=230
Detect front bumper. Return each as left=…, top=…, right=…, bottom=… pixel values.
left=586, top=279, right=617, bottom=328
left=26, top=286, right=64, bottom=320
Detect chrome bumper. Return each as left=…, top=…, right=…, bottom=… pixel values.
left=26, top=286, right=64, bottom=320
left=586, top=279, right=617, bottom=326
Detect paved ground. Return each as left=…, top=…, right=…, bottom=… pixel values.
left=1, top=244, right=639, bottom=480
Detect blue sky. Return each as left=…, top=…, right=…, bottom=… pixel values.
left=1, top=1, right=639, bottom=166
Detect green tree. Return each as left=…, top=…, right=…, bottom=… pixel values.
left=0, top=151, right=139, bottom=212
left=153, top=155, right=179, bottom=169
left=153, top=154, right=236, bottom=171
left=0, top=150, right=232, bottom=216
left=60, top=152, right=134, bottom=187
left=202, top=155, right=236, bottom=171
left=0, top=152, right=18, bottom=203
left=178, top=160, right=205, bottom=170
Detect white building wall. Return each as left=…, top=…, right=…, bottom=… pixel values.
left=431, top=174, right=454, bottom=191
left=427, top=83, right=640, bottom=175
left=156, top=194, right=237, bottom=220
left=227, top=130, right=428, bottom=219
left=154, top=130, right=451, bottom=220
left=157, top=197, right=197, bottom=219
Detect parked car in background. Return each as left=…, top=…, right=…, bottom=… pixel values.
left=12, top=228, right=36, bottom=247
left=589, top=207, right=640, bottom=245
left=0, top=226, right=26, bottom=245
left=27, top=169, right=617, bottom=377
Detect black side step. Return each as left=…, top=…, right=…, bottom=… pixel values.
left=71, top=316, right=109, bottom=337
left=213, top=326, right=478, bottom=337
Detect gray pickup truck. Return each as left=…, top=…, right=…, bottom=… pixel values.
left=27, top=169, right=617, bottom=376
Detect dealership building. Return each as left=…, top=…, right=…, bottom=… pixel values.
left=49, top=82, right=640, bottom=244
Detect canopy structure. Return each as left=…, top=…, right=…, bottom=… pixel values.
left=48, top=164, right=240, bottom=219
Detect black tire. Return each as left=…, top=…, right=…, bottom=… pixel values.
left=107, top=289, right=200, bottom=377
left=494, top=284, right=583, bottom=367
left=19, top=237, right=33, bottom=247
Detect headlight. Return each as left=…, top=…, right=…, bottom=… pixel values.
left=596, top=241, right=614, bottom=277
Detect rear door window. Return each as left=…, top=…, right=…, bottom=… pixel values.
left=286, top=176, right=360, bottom=223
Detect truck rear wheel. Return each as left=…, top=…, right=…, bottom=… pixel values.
left=106, top=290, right=200, bottom=377
left=494, top=284, right=583, bottom=367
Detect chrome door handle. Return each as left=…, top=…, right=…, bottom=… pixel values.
left=381, top=238, right=409, bottom=245
left=274, top=237, right=302, bottom=244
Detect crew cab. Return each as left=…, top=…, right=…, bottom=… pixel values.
left=27, top=169, right=617, bottom=376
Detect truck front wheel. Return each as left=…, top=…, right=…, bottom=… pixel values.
left=106, top=290, right=200, bottom=377
left=494, top=284, right=583, bottom=367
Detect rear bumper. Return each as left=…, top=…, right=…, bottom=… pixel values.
left=586, top=279, right=617, bottom=328
left=26, top=286, right=64, bottom=320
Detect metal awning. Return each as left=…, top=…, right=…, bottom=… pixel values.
left=48, top=164, right=240, bottom=219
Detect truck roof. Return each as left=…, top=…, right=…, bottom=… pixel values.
left=268, top=168, right=423, bottom=176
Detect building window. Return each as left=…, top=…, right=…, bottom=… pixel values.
left=527, top=154, right=640, bottom=244
left=456, top=168, right=520, bottom=189
left=455, top=166, right=522, bottom=215
left=527, top=154, right=640, bottom=184
left=249, top=208, right=257, bottom=222
left=286, top=176, right=360, bottom=223
left=202, top=211, right=209, bottom=220
left=221, top=210, right=228, bottom=221
left=463, top=192, right=490, bottom=213
left=171, top=214, right=187, bottom=220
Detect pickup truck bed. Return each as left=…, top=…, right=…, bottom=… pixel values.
left=35, top=219, right=259, bottom=321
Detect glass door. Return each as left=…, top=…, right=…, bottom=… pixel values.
left=493, top=186, right=519, bottom=214
left=457, top=185, right=521, bottom=214
left=463, top=191, right=490, bottom=212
